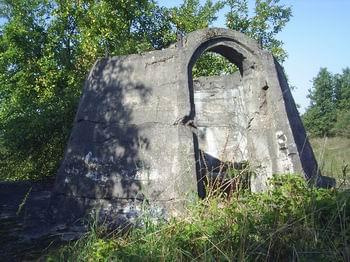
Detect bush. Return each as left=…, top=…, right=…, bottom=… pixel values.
left=47, top=174, right=350, bottom=261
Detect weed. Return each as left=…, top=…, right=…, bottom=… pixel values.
left=16, top=186, right=32, bottom=216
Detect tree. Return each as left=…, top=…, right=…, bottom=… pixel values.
left=303, top=67, right=350, bottom=137
left=334, top=68, right=350, bottom=111
left=0, top=0, right=60, bottom=180
left=0, top=0, right=174, bottom=180
left=303, top=68, right=337, bottom=137
left=333, top=68, right=350, bottom=137
left=169, top=0, right=224, bottom=34
left=225, top=0, right=292, bottom=62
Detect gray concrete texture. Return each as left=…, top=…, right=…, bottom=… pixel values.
left=54, top=28, right=319, bottom=224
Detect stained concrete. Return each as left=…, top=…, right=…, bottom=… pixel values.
left=53, top=28, right=320, bottom=226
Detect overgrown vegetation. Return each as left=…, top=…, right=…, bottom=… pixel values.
left=47, top=174, right=350, bottom=261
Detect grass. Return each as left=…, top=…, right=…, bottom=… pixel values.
left=46, top=174, right=350, bottom=262
left=310, top=137, right=350, bottom=187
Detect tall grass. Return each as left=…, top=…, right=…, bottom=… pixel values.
left=47, top=174, right=350, bottom=261
left=310, top=137, right=350, bottom=188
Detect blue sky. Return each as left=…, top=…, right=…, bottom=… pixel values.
left=159, top=0, right=350, bottom=113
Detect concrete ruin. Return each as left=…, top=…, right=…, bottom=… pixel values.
left=53, top=28, right=319, bottom=225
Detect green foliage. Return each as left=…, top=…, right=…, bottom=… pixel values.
left=0, top=0, right=70, bottom=180
left=170, top=0, right=224, bottom=34
left=335, top=68, right=350, bottom=111
left=0, top=0, right=293, bottom=181
left=333, top=110, right=350, bottom=138
left=225, top=0, right=292, bottom=63
left=192, top=52, right=238, bottom=78
left=0, top=0, right=175, bottom=181
left=303, top=67, right=350, bottom=137
left=333, top=68, right=350, bottom=137
left=47, top=174, right=350, bottom=261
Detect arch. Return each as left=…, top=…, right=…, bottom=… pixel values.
left=184, top=28, right=262, bottom=71
left=181, top=28, right=263, bottom=123
left=181, top=29, right=264, bottom=197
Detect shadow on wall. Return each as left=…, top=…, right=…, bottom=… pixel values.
left=0, top=60, right=154, bottom=258
left=53, top=57, right=153, bottom=223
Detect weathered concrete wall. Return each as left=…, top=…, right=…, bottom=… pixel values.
left=54, top=50, right=197, bottom=222
left=194, top=73, right=248, bottom=165
left=53, top=28, right=320, bottom=225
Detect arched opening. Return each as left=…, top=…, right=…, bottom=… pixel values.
left=192, top=51, right=238, bottom=78
left=187, top=43, right=253, bottom=198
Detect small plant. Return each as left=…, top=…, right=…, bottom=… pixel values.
left=16, top=186, right=32, bottom=216
left=204, top=160, right=253, bottom=200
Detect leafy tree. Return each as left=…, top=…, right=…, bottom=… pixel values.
left=0, top=0, right=174, bottom=181
left=303, top=68, right=337, bottom=137
left=334, top=68, right=350, bottom=111
left=303, top=67, right=350, bottom=137
left=0, top=0, right=60, bottom=180
left=169, top=0, right=224, bottom=34
left=225, top=0, right=292, bottom=63
left=332, top=111, right=350, bottom=138
left=333, top=68, right=350, bottom=137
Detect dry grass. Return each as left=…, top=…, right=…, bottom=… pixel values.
left=310, top=137, right=350, bottom=187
